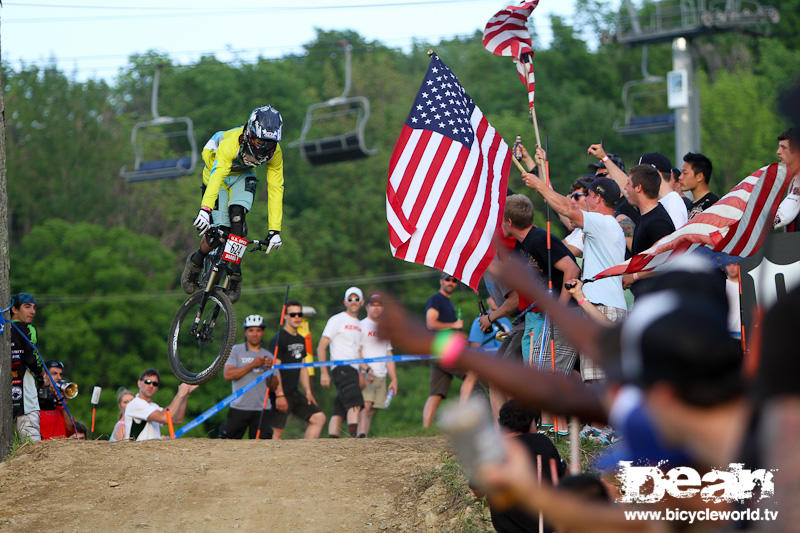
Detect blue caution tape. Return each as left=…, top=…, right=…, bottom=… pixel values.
left=174, top=368, right=276, bottom=438
left=174, top=354, right=433, bottom=438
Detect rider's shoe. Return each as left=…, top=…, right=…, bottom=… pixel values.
left=181, top=253, right=202, bottom=295
left=228, top=272, right=243, bottom=303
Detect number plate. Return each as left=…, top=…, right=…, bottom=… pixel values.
left=222, top=234, right=249, bottom=264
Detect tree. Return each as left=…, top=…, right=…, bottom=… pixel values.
left=0, top=13, right=14, bottom=457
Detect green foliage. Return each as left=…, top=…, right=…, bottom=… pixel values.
left=699, top=69, right=782, bottom=191
left=3, top=3, right=797, bottom=438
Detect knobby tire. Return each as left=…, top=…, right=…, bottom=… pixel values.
left=168, top=287, right=236, bottom=384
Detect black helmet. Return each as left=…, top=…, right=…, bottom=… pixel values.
left=241, top=105, right=283, bottom=167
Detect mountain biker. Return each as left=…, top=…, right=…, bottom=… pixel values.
left=181, top=105, right=285, bottom=303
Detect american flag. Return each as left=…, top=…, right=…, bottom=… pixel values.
left=595, top=163, right=791, bottom=278
left=483, top=1, right=540, bottom=108
left=386, top=53, right=510, bottom=291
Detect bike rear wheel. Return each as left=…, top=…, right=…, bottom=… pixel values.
left=168, top=287, right=236, bottom=384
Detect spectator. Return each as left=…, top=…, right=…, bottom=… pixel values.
left=680, top=152, right=718, bottom=219
left=357, top=294, right=398, bottom=438
left=110, top=388, right=135, bottom=442
left=465, top=297, right=511, bottom=407
left=621, top=165, right=675, bottom=296
left=38, top=360, right=76, bottom=440
left=422, top=273, right=465, bottom=427
left=483, top=401, right=566, bottom=533
left=560, top=177, right=594, bottom=258
left=774, top=127, right=800, bottom=231
left=670, top=166, right=692, bottom=213
left=468, top=297, right=513, bottom=354
left=219, top=314, right=276, bottom=439
left=480, top=266, right=524, bottom=421
left=125, top=369, right=198, bottom=441
left=74, top=421, right=88, bottom=440
left=639, top=152, right=688, bottom=229
left=500, top=193, right=580, bottom=433
left=526, top=152, right=627, bottom=380
left=9, top=292, right=44, bottom=441
left=318, top=287, right=364, bottom=438
left=587, top=148, right=640, bottom=225
left=268, top=299, right=326, bottom=439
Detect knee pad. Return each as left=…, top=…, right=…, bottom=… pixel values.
left=229, top=205, right=248, bottom=237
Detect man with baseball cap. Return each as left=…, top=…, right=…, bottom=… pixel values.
left=639, top=152, right=688, bottom=230
left=318, top=286, right=364, bottom=437
left=524, top=150, right=628, bottom=381
left=9, top=292, right=44, bottom=441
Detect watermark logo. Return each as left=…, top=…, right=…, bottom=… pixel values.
left=616, top=462, right=776, bottom=504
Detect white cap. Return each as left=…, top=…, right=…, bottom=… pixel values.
left=344, top=286, right=363, bottom=301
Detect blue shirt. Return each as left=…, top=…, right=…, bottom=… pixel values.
left=468, top=316, right=512, bottom=352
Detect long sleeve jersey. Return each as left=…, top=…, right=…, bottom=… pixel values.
left=200, top=126, right=284, bottom=232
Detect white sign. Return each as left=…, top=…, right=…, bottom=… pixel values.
left=667, top=70, right=689, bottom=109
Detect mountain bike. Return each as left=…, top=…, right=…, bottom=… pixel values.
left=168, top=228, right=266, bottom=384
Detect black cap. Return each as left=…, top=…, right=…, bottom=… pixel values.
left=638, top=153, right=672, bottom=173
left=589, top=153, right=625, bottom=172
left=588, top=177, right=621, bottom=205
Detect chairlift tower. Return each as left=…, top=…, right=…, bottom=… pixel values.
left=609, top=0, right=780, bottom=164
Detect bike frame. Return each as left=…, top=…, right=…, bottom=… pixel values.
left=190, top=228, right=265, bottom=340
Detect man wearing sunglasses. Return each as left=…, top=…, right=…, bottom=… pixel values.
left=125, top=369, right=198, bottom=441
left=268, top=300, right=326, bottom=439
left=181, top=105, right=285, bottom=303
left=422, top=273, right=465, bottom=428
left=318, top=287, right=365, bottom=437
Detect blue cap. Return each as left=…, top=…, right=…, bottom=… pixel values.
left=11, top=292, right=37, bottom=308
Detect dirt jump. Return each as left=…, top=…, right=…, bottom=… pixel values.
left=0, top=436, right=492, bottom=532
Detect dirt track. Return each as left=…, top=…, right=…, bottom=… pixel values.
left=0, top=436, right=490, bottom=532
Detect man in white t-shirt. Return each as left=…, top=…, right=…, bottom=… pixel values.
left=357, top=293, right=398, bottom=438
left=639, top=152, right=688, bottom=230
left=125, top=369, right=198, bottom=441
left=318, top=287, right=364, bottom=438
left=525, top=151, right=628, bottom=381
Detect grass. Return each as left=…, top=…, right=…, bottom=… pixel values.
left=3, top=431, right=34, bottom=461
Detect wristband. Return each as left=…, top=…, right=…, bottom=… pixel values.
left=200, top=206, right=212, bottom=213
left=276, top=393, right=285, bottom=398
left=577, top=298, right=587, bottom=306
left=632, top=273, right=639, bottom=281
left=601, top=155, right=609, bottom=162
left=432, top=330, right=468, bottom=368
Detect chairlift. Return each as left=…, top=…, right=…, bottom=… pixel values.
left=120, top=65, right=198, bottom=182
left=613, top=46, right=675, bottom=136
left=290, top=42, right=377, bottom=165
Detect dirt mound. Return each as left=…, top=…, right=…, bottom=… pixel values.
left=0, top=437, right=491, bottom=532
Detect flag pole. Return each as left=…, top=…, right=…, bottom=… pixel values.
left=521, top=60, right=546, bottom=179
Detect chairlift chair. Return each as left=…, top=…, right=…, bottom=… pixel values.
left=614, top=76, right=676, bottom=136
left=120, top=65, right=198, bottom=182
left=290, top=42, right=377, bottom=165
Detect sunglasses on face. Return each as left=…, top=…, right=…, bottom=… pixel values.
left=443, top=277, right=457, bottom=283
left=347, top=297, right=361, bottom=302
left=569, top=192, right=586, bottom=200
left=143, top=379, right=160, bottom=387
left=287, top=312, right=304, bottom=318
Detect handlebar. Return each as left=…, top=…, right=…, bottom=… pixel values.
left=200, top=226, right=266, bottom=251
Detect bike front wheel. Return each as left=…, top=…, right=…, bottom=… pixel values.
left=168, top=287, right=236, bottom=384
